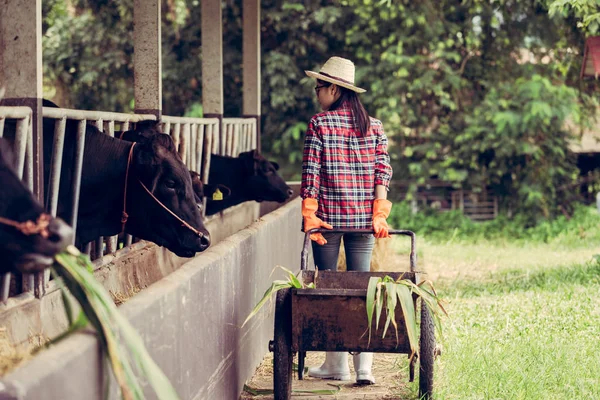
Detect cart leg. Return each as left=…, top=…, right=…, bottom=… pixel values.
left=273, top=288, right=293, bottom=400
left=419, top=300, right=435, bottom=399
left=298, top=351, right=306, bottom=380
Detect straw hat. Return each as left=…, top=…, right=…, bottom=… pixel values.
left=305, top=56, right=366, bottom=93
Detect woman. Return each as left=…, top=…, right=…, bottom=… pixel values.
left=301, top=56, right=393, bottom=385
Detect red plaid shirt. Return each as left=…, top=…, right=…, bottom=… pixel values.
left=301, top=103, right=393, bottom=229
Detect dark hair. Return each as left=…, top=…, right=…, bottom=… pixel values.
left=317, top=79, right=371, bottom=136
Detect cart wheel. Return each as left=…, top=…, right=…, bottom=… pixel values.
left=273, top=288, right=292, bottom=400
left=298, top=351, right=306, bottom=380
left=418, top=300, right=435, bottom=399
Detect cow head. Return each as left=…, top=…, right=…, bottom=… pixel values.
left=120, top=124, right=231, bottom=209
left=239, top=150, right=293, bottom=203
left=121, top=123, right=211, bottom=257
left=0, top=139, right=73, bottom=273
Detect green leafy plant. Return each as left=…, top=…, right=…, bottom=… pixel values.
left=365, top=275, right=447, bottom=361
left=242, top=266, right=314, bottom=328
left=50, top=245, right=180, bottom=400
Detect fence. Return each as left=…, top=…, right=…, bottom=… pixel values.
left=222, top=118, right=258, bottom=157
left=390, top=181, right=499, bottom=221
left=451, top=190, right=498, bottom=221
left=0, top=107, right=259, bottom=305
left=160, top=116, right=220, bottom=183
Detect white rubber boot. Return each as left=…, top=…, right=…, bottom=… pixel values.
left=307, top=352, right=351, bottom=380
left=353, top=352, right=375, bottom=385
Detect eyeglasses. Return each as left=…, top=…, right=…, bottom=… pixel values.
left=314, top=85, right=328, bottom=94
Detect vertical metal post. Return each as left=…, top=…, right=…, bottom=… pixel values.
left=69, top=120, right=87, bottom=237
left=243, top=0, right=261, bottom=151
left=202, top=0, right=224, bottom=144
left=134, top=0, right=162, bottom=118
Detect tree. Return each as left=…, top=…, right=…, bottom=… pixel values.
left=41, top=0, right=599, bottom=220
left=547, top=0, right=600, bottom=34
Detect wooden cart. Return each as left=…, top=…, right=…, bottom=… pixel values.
left=268, top=229, right=435, bottom=400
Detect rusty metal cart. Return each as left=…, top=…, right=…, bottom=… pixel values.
left=268, top=229, right=435, bottom=400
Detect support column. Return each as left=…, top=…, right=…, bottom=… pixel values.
left=0, top=0, right=43, bottom=201
left=201, top=0, right=224, bottom=149
left=243, top=0, right=261, bottom=152
left=133, top=0, right=162, bottom=118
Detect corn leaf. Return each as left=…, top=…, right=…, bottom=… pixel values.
left=396, top=284, right=418, bottom=358
left=275, top=265, right=302, bottom=288
left=365, top=277, right=378, bottom=347
left=241, top=280, right=293, bottom=328
left=53, top=256, right=141, bottom=399
left=382, top=282, right=399, bottom=345
left=364, top=275, right=445, bottom=362
left=375, top=282, right=384, bottom=331
left=53, top=247, right=180, bottom=400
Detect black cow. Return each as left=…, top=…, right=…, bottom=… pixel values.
left=0, top=138, right=72, bottom=274
left=41, top=118, right=210, bottom=257
left=206, top=150, right=293, bottom=215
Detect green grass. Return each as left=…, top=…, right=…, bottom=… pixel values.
left=385, top=204, right=600, bottom=399
left=405, top=237, right=600, bottom=400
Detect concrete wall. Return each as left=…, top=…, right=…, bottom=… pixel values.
left=0, top=198, right=303, bottom=400
left=0, top=201, right=260, bottom=350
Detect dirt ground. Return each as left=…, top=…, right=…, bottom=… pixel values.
left=240, top=351, right=414, bottom=400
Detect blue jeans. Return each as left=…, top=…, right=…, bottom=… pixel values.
left=311, top=232, right=375, bottom=272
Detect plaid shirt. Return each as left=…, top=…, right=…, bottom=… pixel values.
left=301, top=103, right=393, bottom=229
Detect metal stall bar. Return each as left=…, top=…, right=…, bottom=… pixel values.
left=161, top=116, right=219, bottom=175
left=223, top=118, right=258, bottom=156
left=120, top=120, right=134, bottom=248
left=161, top=116, right=220, bottom=219
left=0, top=107, right=34, bottom=302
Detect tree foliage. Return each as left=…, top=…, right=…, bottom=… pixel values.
left=40, top=0, right=600, bottom=220
left=547, top=0, right=600, bottom=34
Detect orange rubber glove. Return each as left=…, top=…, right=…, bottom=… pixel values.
left=302, top=198, right=333, bottom=245
left=373, top=199, right=392, bottom=239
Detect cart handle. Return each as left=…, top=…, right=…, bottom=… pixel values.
left=301, top=229, right=417, bottom=272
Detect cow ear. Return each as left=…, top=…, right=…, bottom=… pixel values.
left=271, top=161, right=280, bottom=171
left=149, top=133, right=177, bottom=153
left=135, top=141, right=162, bottom=168
left=119, top=130, right=145, bottom=142
left=122, top=120, right=162, bottom=143
left=218, top=184, right=231, bottom=199
left=189, top=171, right=204, bottom=197
left=42, top=99, right=60, bottom=108
left=135, top=120, right=161, bottom=131
left=239, top=150, right=257, bottom=173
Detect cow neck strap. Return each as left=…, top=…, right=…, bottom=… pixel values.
left=0, top=214, right=51, bottom=238
left=121, top=143, right=136, bottom=233
left=120, top=142, right=203, bottom=238
left=137, top=180, right=203, bottom=238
